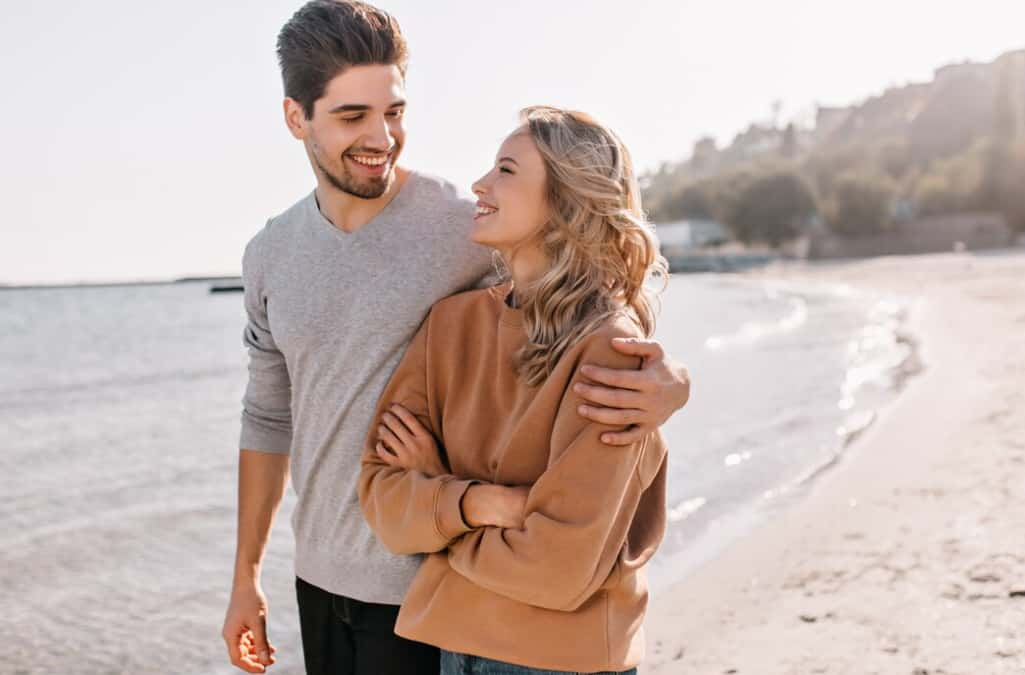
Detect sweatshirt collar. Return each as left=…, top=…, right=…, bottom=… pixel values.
left=491, top=280, right=524, bottom=328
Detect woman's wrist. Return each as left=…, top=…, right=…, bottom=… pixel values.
left=459, top=483, right=528, bottom=529
left=460, top=484, right=488, bottom=528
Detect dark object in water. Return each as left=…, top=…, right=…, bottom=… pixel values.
left=210, top=284, right=244, bottom=294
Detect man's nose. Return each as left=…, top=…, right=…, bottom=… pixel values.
left=364, top=115, right=394, bottom=151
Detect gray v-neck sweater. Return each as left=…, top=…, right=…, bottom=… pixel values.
left=239, top=172, right=496, bottom=603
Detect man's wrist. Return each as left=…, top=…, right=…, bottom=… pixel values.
left=232, top=561, right=263, bottom=590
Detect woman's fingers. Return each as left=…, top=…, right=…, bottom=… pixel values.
left=389, top=404, right=428, bottom=439
left=376, top=442, right=400, bottom=465
left=377, top=425, right=406, bottom=457
left=382, top=411, right=416, bottom=448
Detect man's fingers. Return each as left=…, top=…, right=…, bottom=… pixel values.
left=389, top=404, right=428, bottom=439
left=224, top=631, right=243, bottom=668
left=250, top=614, right=272, bottom=667
left=600, top=424, right=651, bottom=446
left=230, top=630, right=266, bottom=673
left=578, top=365, right=649, bottom=391
left=574, top=382, right=645, bottom=409
left=578, top=404, right=644, bottom=427
left=238, top=646, right=265, bottom=673
left=610, top=336, right=664, bottom=361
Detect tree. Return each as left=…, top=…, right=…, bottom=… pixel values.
left=722, top=169, right=817, bottom=246
left=658, top=182, right=715, bottom=221
left=826, top=170, right=896, bottom=236
left=913, top=142, right=987, bottom=215
left=996, top=142, right=1025, bottom=232
left=781, top=123, right=798, bottom=159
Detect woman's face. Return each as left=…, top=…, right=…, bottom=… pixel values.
left=470, top=129, right=549, bottom=253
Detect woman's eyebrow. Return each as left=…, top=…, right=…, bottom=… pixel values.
left=497, top=157, right=520, bottom=165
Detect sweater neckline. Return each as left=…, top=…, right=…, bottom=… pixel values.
left=490, top=280, right=524, bottom=328
left=307, top=171, right=418, bottom=241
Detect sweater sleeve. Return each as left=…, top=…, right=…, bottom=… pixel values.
left=358, top=310, right=480, bottom=555
left=239, top=233, right=293, bottom=454
left=446, top=333, right=668, bottom=612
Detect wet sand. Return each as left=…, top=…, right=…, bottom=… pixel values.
left=643, top=250, right=1025, bottom=675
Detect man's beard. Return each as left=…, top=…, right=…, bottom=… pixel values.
left=313, top=146, right=397, bottom=200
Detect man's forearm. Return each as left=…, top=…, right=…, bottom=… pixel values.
left=233, top=449, right=290, bottom=588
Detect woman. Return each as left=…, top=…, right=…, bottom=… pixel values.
left=358, top=106, right=668, bottom=675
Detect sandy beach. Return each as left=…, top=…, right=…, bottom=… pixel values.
left=644, top=249, right=1025, bottom=675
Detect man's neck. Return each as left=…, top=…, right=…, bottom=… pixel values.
left=315, top=166, right=411, bottom=234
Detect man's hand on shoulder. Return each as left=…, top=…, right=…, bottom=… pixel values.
left=574, top=337, right=690, bottom=446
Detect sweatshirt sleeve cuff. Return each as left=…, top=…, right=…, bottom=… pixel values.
left=435, top=478, right=479, bottom=540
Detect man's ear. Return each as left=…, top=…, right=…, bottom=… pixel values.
left=283, top=98, right=308, bottom=140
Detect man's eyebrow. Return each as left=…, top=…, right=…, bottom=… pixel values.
left=328, top=104, right=371, bottom=114
left=498, top=156, right=519, bottom=165
left=327, top=100, right=406, bottom=114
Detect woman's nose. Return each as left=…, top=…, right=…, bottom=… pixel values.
left=471, top=171, right=492, bottom=198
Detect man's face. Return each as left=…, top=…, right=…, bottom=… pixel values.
left=286, top=64, right=407, bottom=199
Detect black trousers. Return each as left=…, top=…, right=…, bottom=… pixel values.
left=295, top=576, right=440, bottom=675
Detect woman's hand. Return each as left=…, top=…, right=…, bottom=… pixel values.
left=461, top=484, right=530, bottom=529
left=375, top=403, right=447, bottom=478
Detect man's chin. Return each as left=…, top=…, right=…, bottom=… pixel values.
left=332, top=172, right=393, bottom=200
left=349, top=178, right=390, bottom=199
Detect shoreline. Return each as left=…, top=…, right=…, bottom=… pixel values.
left=643, top=250, right=1025, bottom=674
left=649, top=273, right=922, bottom=594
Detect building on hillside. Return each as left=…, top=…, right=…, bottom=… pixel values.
left=994, top=49, right=1025, bottom=138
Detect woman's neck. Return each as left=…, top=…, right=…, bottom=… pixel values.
left=504, top=246, right=548, bottom=308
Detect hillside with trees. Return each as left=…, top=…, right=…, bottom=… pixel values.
left=643, top=49, right=1025, bottom=247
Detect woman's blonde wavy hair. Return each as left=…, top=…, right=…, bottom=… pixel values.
left=502, top=105, right=669, bottom=386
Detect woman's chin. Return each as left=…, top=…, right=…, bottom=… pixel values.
left=469, top=226, right=498, bottom=248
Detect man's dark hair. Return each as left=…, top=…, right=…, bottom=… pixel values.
left=277, top=0, right=409, bottom=119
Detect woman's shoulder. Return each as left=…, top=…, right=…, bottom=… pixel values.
left=563, top=311, right=646, bottom=369
left=427, top=281, right=508, bottom=323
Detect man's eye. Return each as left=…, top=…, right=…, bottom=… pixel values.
left=387, top=110, right=404, bottom=118
left=343, top=116, right=363, bottom=123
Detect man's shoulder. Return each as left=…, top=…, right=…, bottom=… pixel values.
left=244, top=192, right=315, bottom=260
left=407, top=171, right=475, bottom=218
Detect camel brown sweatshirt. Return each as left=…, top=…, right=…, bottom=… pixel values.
left=358, top=281, right=668, bottom=672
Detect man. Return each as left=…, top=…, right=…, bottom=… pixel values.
left=221, top=2, right=691, bottom=674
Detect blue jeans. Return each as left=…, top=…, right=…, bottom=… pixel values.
left=440, top=649, right=637, bottom=675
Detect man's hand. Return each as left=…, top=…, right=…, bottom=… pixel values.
left=222, top=582, right=277, bottom=673
left=575, top=337, right=691, bottom=446
left=375, top=403, right=447, bottom=477
left=461, top=484, right=530, bottom=529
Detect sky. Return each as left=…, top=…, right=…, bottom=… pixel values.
left=1, top=1, right=1023, bottom=285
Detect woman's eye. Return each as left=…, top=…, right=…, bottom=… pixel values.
left=499, top=167, right=513, bottom=174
